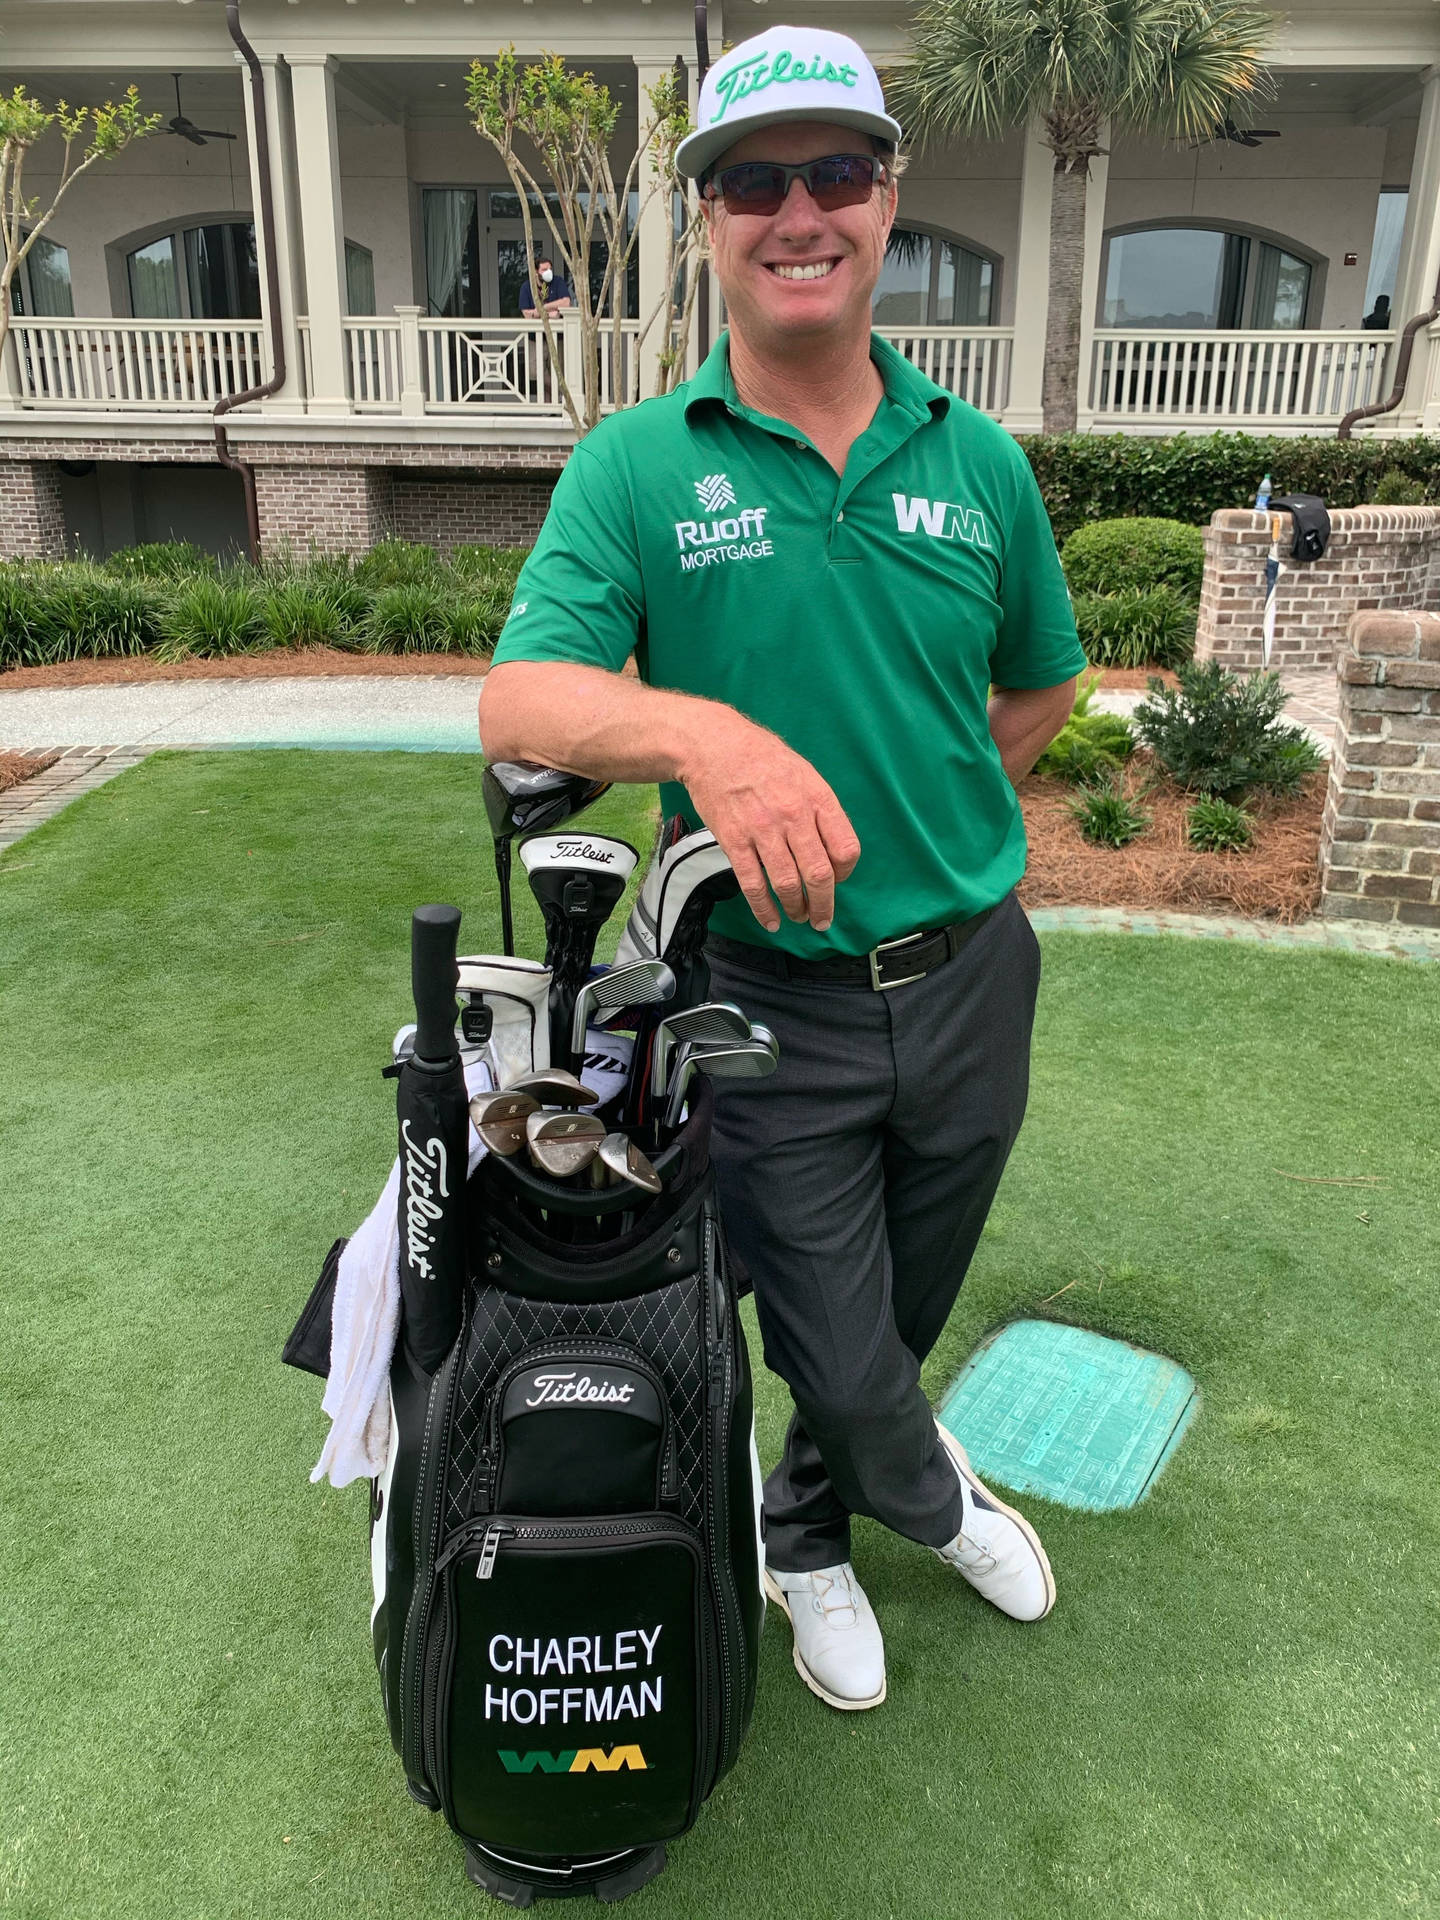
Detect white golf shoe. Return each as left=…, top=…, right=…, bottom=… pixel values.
left=934, top=1424, right=1056, bottom=1622
left=764, top=1561, right=887, bottom=1711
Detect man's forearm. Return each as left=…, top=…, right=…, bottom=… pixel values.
left=987, top=679, right=1078, bottom=786
left=479, top=659, right=744, bottom=788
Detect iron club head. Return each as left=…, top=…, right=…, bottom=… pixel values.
left=663, top=1037, right=779, bottom=1134
left=470, top=1090, right=540, bottom=1156
left=525, top=1108, right=606, bottom=1178
left=569, top=957, right=677, bottom=1063
left=650, top=1001, right=751, bottom=1097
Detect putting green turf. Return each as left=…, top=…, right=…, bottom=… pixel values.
left=1, top=750, right=1436, bottom=1920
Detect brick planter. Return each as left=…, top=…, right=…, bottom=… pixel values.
left=1196, top=505, right=1440, bottom=674
left=1319, top=609, right=1440, bottom=928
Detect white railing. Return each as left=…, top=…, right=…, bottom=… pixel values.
left=879, top=326, right=1012, bottom=414
left=1090, top=329, right=1394, bottom=428
left=8, top=317, right=266, bottom=409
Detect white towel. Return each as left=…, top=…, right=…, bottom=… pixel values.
left=311, top=1033, right=632, bottom=1488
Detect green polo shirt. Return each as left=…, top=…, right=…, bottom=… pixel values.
left=491, top=331, right=1084, bottom=957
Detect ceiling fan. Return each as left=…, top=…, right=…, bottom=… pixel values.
left=1192, top=114, right=1282, bottom=151
left=164, top=73, right=237, bottom=147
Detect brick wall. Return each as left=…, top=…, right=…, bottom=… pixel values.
left=1319, top=609, right=1440, bottom=929
left=251, top=464, right=396, bottom=556
left=0, top=460, right=66, bottom=558
left=390, top=475, right=557, bottom=550
left=1196, top=506, right=1440, bottom=674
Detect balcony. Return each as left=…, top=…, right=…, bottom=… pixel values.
left=1089, top=329, right=1396, bottom=431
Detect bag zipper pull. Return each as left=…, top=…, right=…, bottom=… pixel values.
left=476, top=1524, right=513, bottom=1580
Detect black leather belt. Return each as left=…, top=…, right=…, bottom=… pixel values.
left=707, top=900, right=1002, bottom=991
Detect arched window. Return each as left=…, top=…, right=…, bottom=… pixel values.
left=1102, top=225, right=1316, bottom=330
left=120, top=218, right=260, bottom=320
left=10, top=233, right=74, bottom=317
left=873, top=226, right=997, bottom=327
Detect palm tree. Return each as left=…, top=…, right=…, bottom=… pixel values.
left=889, top=0, right=1276, bottom=431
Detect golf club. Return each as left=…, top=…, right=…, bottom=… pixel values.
left=663, top=1037, right=779, bottom=1136
left=470, top=1090, right=540, bottom=1156
left=593, top=1131, right=664, bottom=1195
left=569, top=958, right=677, bottom=1077
left=504, top=1067, right=600, bottom=1107
left=482, top=762, right=612, bottom=956
left=650, top=1001, right=751, bottom=1098
left=525, top=1108, right=606, bottom=1179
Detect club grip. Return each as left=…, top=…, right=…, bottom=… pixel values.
left=411, top=904, right=462, bottom=1064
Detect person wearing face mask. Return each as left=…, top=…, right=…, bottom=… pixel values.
left=480, top=27, right=1084, bottom=1714
left=519, top=255, right=574, bottom=318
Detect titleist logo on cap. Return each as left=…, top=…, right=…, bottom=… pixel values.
left=710, top=48, right=860, bottom=124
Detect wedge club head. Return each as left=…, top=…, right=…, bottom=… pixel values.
left=525, top=1108, right=606, bottom=1178
left=470, top=1090, right=539, bottom=1156
left=594, top=1130, right=663, bottom=1195
left=504, top=1067, right=600, bottom=1108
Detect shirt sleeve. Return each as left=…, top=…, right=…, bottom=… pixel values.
left=491, top=442, right=644, bottom=674
left=987, top=452, right=1087, bottom=690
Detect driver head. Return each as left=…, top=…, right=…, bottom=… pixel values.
left=482, top=761, right=611, bottom=843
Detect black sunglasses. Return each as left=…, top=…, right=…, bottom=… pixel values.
left=703, top=153, right=886, bottom=218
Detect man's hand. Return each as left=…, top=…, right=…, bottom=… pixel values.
left=678, top=714, right=860, bottom=933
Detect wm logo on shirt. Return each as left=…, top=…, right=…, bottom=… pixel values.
left=498, top=1747, right=648, bottom=1774
left=893, top=494, right=996, bottom=553
left=694, top=473, right=736, bottom=512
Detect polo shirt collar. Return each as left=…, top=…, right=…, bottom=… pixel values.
left=682, top=330, right=952, bottom=428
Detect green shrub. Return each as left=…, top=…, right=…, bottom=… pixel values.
left=156, top=578, right=268, bottom=661
left=0, top=567, right=42, bottom=670
left=361, top=582, right=451, bottom=652
left=1187, top=797, right=1254, bottom=852
left=261, top=578, right=356, bottom=649
left=1370, top=467, right=1428, bottom=506
left=103, top=541, right=216, bottom=581
left=450, top=543, right=527, bottom=584
left=1068, top=779, right=1151, bottom=848
left=1020, top=432, right=1440, bottom=543
left=441, top=589, right=509, bottom=654
left=1061, top=517, right=1205, bottom=598
left=1035, top=672, right=1136, bottom=783
left=1072, top=586, right=1196, bottom=671
left=353, top=538, right=444, bottom=589
left=1133, top=660, right=1325, bottom=800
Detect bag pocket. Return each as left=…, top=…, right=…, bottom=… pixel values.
left=432, top=1515, right=709, bottom=1854
left=473, top=1347, right=676, bottom=1518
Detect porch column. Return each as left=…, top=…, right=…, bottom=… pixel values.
left=1072, top=126, right=1111, bottom=433
left=288, top=53, right=350, bottom=416
left=1395, top=67, right=1440, bottom=426
left=0, top=328, right=21, bottom=413
left=1001, top=118, right=1054, bottom=434
left=634, top=58, right=678, bottom=401
left=238, top=50, right=304, bottom=411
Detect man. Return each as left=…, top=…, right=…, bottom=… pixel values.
left=479, top=25, right=1085, bottom=1712
left=518, top=255, right=574, bottom=319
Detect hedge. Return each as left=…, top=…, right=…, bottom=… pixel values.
left=1020, top=432, right=1440, bottom=543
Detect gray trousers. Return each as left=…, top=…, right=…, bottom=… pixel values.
left=705, top=891, right=1041, bottom=1573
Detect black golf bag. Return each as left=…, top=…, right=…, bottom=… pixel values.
left=290, top=905, right=763, bottom=1906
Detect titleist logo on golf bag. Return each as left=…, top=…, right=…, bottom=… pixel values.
left=524, top=1370, right=638, bottom=1409
left=400, top=1120, right=449, bottom=1279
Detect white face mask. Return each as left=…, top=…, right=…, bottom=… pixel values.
left=539, top=267, right=554, bottom=285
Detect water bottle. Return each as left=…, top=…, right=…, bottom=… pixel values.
left=1254, top=473, right=1272, bottom=510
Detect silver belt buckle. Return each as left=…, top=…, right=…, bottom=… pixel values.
left=868, top=930, right=929, bottom=992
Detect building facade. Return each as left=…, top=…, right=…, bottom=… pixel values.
left=3, top=0, right=1440, bottom=559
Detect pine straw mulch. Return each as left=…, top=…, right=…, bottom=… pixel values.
left=0, top=647, right=494, bottom=692
left=0, top=750, right=60, bottom=795
left=1018, top=755, right=1325, bottom=924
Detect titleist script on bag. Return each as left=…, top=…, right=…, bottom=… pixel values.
left=400, top=1120, right=448, bottom=1281
left=523, top=1370, right=638, bottom=1409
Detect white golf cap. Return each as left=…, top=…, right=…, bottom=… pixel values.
left=676, top=26, right=902, bottom=182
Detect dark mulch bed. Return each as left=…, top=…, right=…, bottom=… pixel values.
left=1018, top=756, right=1325, bottom=924
left=0, top=750, right=60, bottom=795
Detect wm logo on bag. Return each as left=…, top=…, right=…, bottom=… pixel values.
left=892, top=494, right=995, bottom=552
left=694, top=473, right=736, bottom=512
left=499, top=1747, right=648, bottom=1774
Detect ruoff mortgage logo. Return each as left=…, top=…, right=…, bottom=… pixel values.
left=499, top=1747, right=648, bottom=1774
left=675, top=473, right=774, bottom=573
left=892, top=493, right=996, bottom=553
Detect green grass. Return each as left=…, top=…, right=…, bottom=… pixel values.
left=1, top=752, right=1436, bottom=1920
